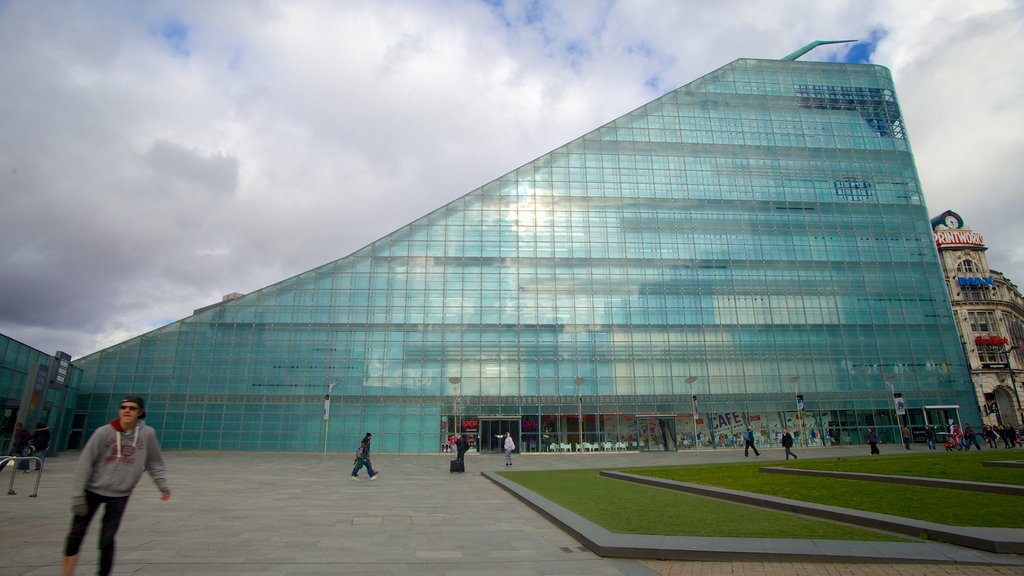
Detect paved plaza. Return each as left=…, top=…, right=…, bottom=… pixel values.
left=1, top=445, right=1022, bottom=575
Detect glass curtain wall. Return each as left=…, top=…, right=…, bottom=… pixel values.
left=74, top=58, right=979, bottom=452
left=0, top=335, right=83, bottom=452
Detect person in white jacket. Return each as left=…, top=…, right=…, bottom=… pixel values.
left=62, top=394, right=170, bottom=576
left=497, top=432, right=516, bottom=466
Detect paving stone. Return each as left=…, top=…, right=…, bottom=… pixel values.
left=2, top=445, right=1021, bottom=576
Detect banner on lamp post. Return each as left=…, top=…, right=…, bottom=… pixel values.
left=893, top=393, right=906, bottom=416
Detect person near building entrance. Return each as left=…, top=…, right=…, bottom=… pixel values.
left=951, top=423, right=964, bottom=450
left=62, top=395, right=170, bottom=576
left=31, top=421, right=51, bottom=470
left=1002, top=424, right=1020, bottom=448
left=901, top=425, right=911, bottom=450
left=781, top=428, right=797, bottom=460
left=455, top=433, right=469, bottom=464
left=962, top=424, right=981, bottom=451
left=497, top=432, right=515, bottom=466
left=867, top=428, right=880, bottom=455
left=351, top=433, right=379, bottom=480
left=983, top=425, right=997, bottom=448
left=0, top=422, right=32, bottom=472
left=924, top=425, right=936, bottom=450
left=743, top=426, right=760, bottom=457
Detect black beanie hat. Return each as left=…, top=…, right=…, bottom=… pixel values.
left=121, top=394, right=147, bottom=419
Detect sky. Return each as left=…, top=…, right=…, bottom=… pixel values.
left=2, top=0, right=1022, bottom=359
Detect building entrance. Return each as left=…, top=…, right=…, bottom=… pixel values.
left=636, top=416, right=677, bottom=451
left=479, top=418, right=520, bottom=454
left=993, top=387, right=1019, bottom=426
left=922, top=405, right=961, bottom=444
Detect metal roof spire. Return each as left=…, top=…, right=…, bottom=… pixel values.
left=782, top=40, right=857, bottom=61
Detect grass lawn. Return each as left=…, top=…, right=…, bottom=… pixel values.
left=627, top=452, right=1024, bottom=528
left=501, top=468, right=910, bottom=541
left=776, top=449, right=1024, bottom=485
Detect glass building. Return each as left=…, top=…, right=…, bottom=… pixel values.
left=1, top=333, right=82, bottom=454
left=74, top=56, right=981, bottom=454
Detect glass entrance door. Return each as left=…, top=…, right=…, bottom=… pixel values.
left=480, top=419, right=520, bottom=454
left=66, top=412, right=89, bottom=450
left=636, top=417, right=677, bottom=451
left=0, top=406, right=16, bottom=451
left=923, top=405, right=961, bottom=445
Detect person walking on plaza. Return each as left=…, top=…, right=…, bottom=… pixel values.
left=498, top=432, right=515, bottom=466
left=31, top=421, right=51, bottom=470
left=924, top=425, right=936, bottom=450
left=781, top=428, right=797, bottom=460
left=867, top=428, right=880, bottom=455
left=1001, top=424, right=1019, bottom=448
left=998, top=424, right=1010, bottom=448
left=951, top=423, right=964, bottom=451
left=743, top=426, right=760, bottom=457
left=962, top=424, right=981, bottom=451
left=62, top=395, right=170, bottom=576
left=0, top=422, right=32, bottom=472
left=901, top=425, right=911, bottom=450
left=983, top=424, right=997, bottom=448
left=351, top=433, right=379, bottom=480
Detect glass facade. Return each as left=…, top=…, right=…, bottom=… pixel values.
left=1, top=333, right=82, bottom=452
left=74, top=58, right=980, bottom=453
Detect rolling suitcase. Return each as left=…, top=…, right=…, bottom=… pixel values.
left=450, top=459, right=464, bottom=473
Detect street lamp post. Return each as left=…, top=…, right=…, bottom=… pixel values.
left=448, top=377, right=462, bottom=435
left=685, top=376, right=698, bottom=451
left=573, top=377, right=585, bottom=454
left=884, top=374, right=902, bottom=441
left=788, top=376, right=801, bottom=446
left=322, top=380, right=336, bottom=462
left=999, top=347, right=1023, bottom=425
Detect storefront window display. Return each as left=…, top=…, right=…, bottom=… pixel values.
left=438, top=400, right=959, bottom=454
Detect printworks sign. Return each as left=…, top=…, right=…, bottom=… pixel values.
left=934, top=230, right=985, bottom=247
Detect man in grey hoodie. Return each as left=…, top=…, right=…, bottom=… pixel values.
left=62, top=394, right=171, bottom=576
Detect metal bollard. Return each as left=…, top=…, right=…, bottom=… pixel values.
left=4, top=456, right=44, bottom=497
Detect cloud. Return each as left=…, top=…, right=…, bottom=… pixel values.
left=871, top=1, right=1024, bottom=278
left=0, top=0, right=1021, bottom=358
left=154, top=16, right=191, bottom=58
left=144, top=140, right=238, bottom=201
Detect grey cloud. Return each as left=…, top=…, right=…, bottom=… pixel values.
left=145, top=140, right=239, bottom=197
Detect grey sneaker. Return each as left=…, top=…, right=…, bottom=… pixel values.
left=351, top=476, right=358, bottom=481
